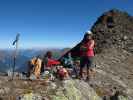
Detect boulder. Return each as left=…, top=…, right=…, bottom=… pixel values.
left=51, top=79, right=102, bottom=100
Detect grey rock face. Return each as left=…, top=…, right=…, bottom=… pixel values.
left=60, top=9, right=133, bottom=59
left=91, top=9, right=133, bottom=53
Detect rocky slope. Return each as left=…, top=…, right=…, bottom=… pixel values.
left=58, top=9, right=133, bottom=99
left=93, top=48, right=133, bottom=99
left=0, top=77, right=101, bottom=100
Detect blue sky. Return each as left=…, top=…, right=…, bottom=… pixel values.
left=0, top=0, right=133, bottom=49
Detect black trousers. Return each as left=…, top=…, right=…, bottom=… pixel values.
left=80, top=56, right=93, bottom=68
left=80, top=56, right=94, bottom=78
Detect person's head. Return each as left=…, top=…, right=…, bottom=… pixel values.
left=83, top=31, right=93, bottom=41
left=36, top=55, right=41, bottom=59
left=68, top=52, right=71, bottom=57
left=45, top=51, right=52, bottom=58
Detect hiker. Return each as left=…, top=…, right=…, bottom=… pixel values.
left=27, top=56, right=42, bottom=79
left=67, top=52, right=74, bottom=68
left=43, top=51, right=52, bottom=69
left=61, top=52, right=80, bottom=78
left=62, top=52, right=74, bottom=68
left=43, top=51, right=60, bottom=69
left=79, top=31, right=95, bottom=80
left=56, top=66, right=69, bottom=80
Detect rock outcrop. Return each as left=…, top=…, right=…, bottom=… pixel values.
left=92, top=9, right=133, bottom=53
left=60, top=9, right=133, bottom=59
left=0, top=76, right=101, bottom=100
left=50, top=80, right=102, bottom=100
left=58, top=9, right=133, bottom=100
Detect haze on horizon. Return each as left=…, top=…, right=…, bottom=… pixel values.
left=0, top=0, right=133, bottom=49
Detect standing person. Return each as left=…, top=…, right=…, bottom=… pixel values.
left=79, top=31, right=95, bottom=80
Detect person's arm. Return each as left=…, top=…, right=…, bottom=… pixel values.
left=87, top=40, right=95, bottom=49
left=80, top=43, right=87, bottom=51
left=80, top=45, right=84, bottom=50
left=43, top=57, right=48, bottom=67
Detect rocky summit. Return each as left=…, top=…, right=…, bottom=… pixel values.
left=62, top=9, right=133, bottom=58
left=59, top=9, right=133, bottom=100
left=92, top=9, right=133, bottom=53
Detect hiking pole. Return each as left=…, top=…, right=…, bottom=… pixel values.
left=11, top=33, right=20, bottom=80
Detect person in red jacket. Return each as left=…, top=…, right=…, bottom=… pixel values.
left=80, top=31, right=95, bottom=80
left=43, top=51, right=60, bottom=69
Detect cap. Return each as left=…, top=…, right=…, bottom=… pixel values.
left=85, top=30, right=92, bottom=35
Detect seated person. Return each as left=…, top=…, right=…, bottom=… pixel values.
left=43, top=51, right=60, bottom=70
left=27, top=56, right=42, bottom=79
left=56, top=66, right=69, bottom=80
left=61, top=52, right=74, bottom=68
